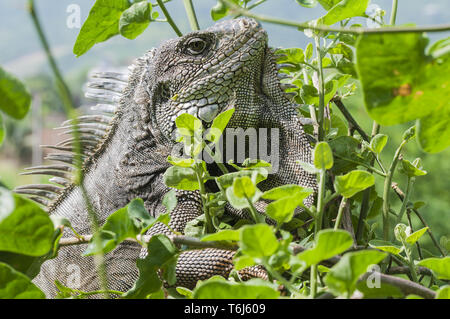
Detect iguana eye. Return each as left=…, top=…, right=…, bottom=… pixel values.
left=185, top=38, right=208, bottom=55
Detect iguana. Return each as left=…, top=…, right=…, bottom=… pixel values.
left=15, top=18, right=316, bottom=298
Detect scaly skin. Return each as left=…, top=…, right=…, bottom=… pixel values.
left=20, top=18, right=316, bottom=297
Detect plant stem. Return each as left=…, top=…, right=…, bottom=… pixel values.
left=333, top=154, right=387, bottom=177
left=203, top=143, right=229, bottom=174
left=390, top=0, right=399, bottom=25
left=311, top=168, right=326, bottom=298
left=406, top=209, right=423, bottom=260
left=27, top=0, right=109, bottom=298
left=183, top=0, right=200, bottom=31
left=396, top=177, right=413, bottom=224
left=334, top=197, right=348, bottom=230
left=222, top=0, right=450, bottom=34
left=310, top=264, right=318, bottom=298
left=382, top=140, right=406, bottom=241
left=314, top=36, right=325, bottom=142
left=245, top=196, right=262, bottom=224
left=156, top=0, right=182, bottom=36
left=332, top=97, right=370, bottom=142
left=194, top=163, right=213, bottom=233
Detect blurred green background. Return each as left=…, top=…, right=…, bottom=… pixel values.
left=0, top=0, right=448, bottom=253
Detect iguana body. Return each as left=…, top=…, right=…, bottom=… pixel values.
left=16, top=18, right=316, bottom=297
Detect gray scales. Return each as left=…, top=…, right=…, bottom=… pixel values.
left=15, top=18, right=317, bottom=297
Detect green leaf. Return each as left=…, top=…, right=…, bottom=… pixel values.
left=176, top=112, right=203, bottom=137
left=216, top=169, right=268, bottom=190
left=334, top=170, right=375, bottom=198
left=369, top=240, right=403, bottom=255
left=416, top=99, right=450, bottom=153
left=324, top=250, right=387, bottom=297
left=314, top=141, right=333, bottom=170
left=276, top=48, right=305, bottom=64
left=399, top=159, right=427, bottom=177
left=205, top=108, right=235, bottom=143
left=318, top=0, right=370, bottom=25
left=394, top=223, right=408, bottom=242
left=417, top=257, right=450, bottom=280
left=0, top=262, right=45, bottom=299
left=297, top=229, right=353, bottom=268
left=262, top=184, right=312, bottom=201
left=163, top=166, right=200, bottom=191
left=356, top=32, right=450, bottom=144
left=162, top=189, right=177, bottom=214
left=239, top=224, right=279, bottom=258
left=201, top=229, right=240, bottom=242
left=193, top=278, right=279, bottom=299
left=406, top=227, right=428, bottom=245
left=436, top=285, right=450, bottom=299
left=119, top=1, right=152, bottom=40
left=0, top=67, right=31, bottom=119
left=0, top=188, right=54, bottom=256
left=123, top=235, right=178, bottom=298
left=300, top=80, right=338, bottom=107
left=369, top=134, right=388, bottom=154
left=233, top=176, right=256, bottom=198
left=328, top=43, right=354, bottom=61
left=84, top=198, right=156, bottom=256
left=329, top=136, right=373, bottom=175
left=73, top=0, right=131, bottom=57
left=265, top=189, right=313, bottom=226
left=127, top=198, right=153, bottom=230
left=210, top=0, right=239, bottom=21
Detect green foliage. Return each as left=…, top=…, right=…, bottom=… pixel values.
left=324, top=250, right=387, bottom=297
left=73, top=0, right=131, bottom=57
left=296, top=229, right=353, bottom=268
left=0, top=188, right=54, bottom=256
left=84, top=198, right=169, bottom=256
left=0, top=262, right=45, bottom=299
left=356, top=33, right=450, bottom=153
left=119, top=1, right=154, bottom=40
left=123, top=235, right=178, bottom=298
left=239, top=224, right=279, bottom=258
left=313, top=141, right=334, bottom=170
left=193, top=277, right=280, bottom=299
left=0, top=66, right=31, bottom=120
left=418, top=257, right=450, bottom=280
left=317, top=0, right=370, bottom=26
left=334, top=170, right=375, bottom=198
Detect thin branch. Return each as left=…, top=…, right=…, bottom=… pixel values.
left=222, top=0, right=450, bottom=34
left=156, top=0, right=182, bottom=36
left=360, top=272, right=436, bottom=299
left=392, top=183, right=446, bottom=256
left=27, top=0, right=109, bottom=298
left=183, top=0, right=200, bottom=31
left=332, top=97, right=370, bottom=142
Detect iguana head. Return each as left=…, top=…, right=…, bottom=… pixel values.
left=136, top=18, right=284, bottom=140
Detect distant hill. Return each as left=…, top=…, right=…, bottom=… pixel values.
left=1, top=0, right=449, bottom=78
